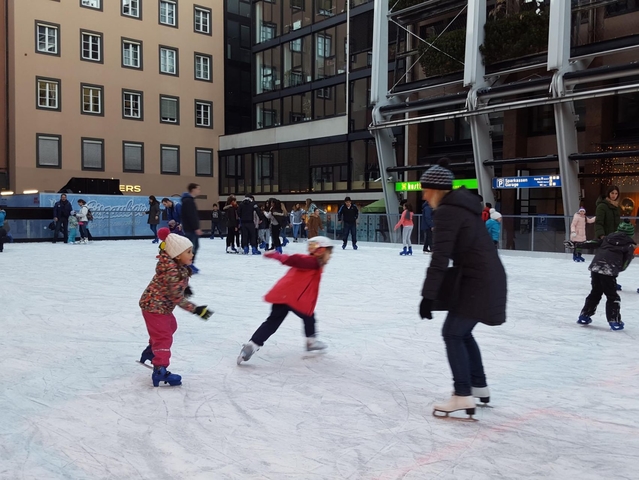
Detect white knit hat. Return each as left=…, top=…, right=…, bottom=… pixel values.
left=490, top=210, right=502, bottom=220
left=158, top=227, right=193, bottom=258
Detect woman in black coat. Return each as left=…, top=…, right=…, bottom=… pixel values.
left=419, top=159, right=507, bottom=419
left=146, top=195, right=161, bottom=243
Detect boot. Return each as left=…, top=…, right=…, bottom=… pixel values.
left=275, top=246, right=283, bottom=254
left=243, top=246, right=249, bottom=255
left=400, top=246, right=407, bottom=256
left=573, top=252, right=580, bottom=262
left=407, top=246, right=412, bottom=256
left=282, top=238, right=289, bottom=246
left=353, top=244, right=358, bottom=250
left=152, top=366, right=182, bottom=387
left=472, top=386, right=490, bottom=405
left=577, top=314, right=592, bottom=325
left=433, top=395, right=475, bottom=418
left=577, top=252, right=585, bottom=262
left=306, top=337, right=327, bottom=351
left=259, top=241, right=267, bottom=250
left=237, top=341, right=260, bottom=365
left=609, top=320, right=625, bottom=331
left=139, top=345, right=154, bottom=364
left=251, top=247, right=262, bottom=255
left=342, top=242, right=347, bottom=250
left=226, top=246, right=234, bottom=254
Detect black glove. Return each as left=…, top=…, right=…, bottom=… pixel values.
left=420, top=298, right=433, bottom=320
left=194, top=305, right=213, bottom=320
left=184, top=286, right=193, bottom=298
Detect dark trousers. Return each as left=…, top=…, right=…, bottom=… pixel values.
left=150, top=224, right=158, bottom=240
left=185, top=231, right=200, bottom=261
left=581, top=272, right=620, bottom=322
left=226, top=228, right=239, bottom=249
left=251, top=304, right=316, bottom=346
left=210, top=221, right=223, bottom=238
left=271, top=224, right=282, bottom=248
left=342, top=222, right=357, bottom=245
left=78, top=222, right=89, bottom=239
left=441, top=313, right=487, bottom=397
left=54, top=218, right=69, bottom=243
left=241, top=223, right=258, bottom=248
left=422, top=228, right=433, bottom=252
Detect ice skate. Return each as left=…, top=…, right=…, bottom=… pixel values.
left=407, top=246, right=412, bottom=256
left=275, top=246, right=283, bottom=253
left=433, top=395, right=476, bottom=420
left=152, top=366, right=182, bottom=387
left=251, top=247, right=261, bottom=255
left=306, top=337, right=327, bottom=352
left=342, top=242, right=347, bottom=250
left=609, top=320, right=625, bottom=331
left=353, top=244, right=358, bottom=250
left=572, top=252, right=580, bottom=262
left=577, top=252, right=585, bottom=262
left=472, top=386, right=490, bottom=405
left=577, top=314, right=592, bottom=325
left=237, top=341, right=260, bottom=364
left=139, top=345, right=154, bottom=364
left=243, top=246, right=249, bottom=255
left=399, top=246, right=407, bottom=256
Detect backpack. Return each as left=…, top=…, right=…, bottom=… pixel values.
left=86, top=209, right=94, bottom=222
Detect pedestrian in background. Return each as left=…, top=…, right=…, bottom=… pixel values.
left=147, top=195, right=161, bottom=244
left=181, top=184, right=202, bottom=273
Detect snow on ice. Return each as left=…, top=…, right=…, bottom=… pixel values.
left=1, top=240, right=639, bottom=479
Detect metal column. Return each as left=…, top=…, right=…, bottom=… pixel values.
left=370, top=0, right=400, bottom=233
left=464, top=0, right=495, bottom=206
left=549, top=0, right=581, bottom=217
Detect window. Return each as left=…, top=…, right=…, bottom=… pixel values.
left=261, top=66, right=275, bottom=92
left=195, top=101, right=212, bottom=128
left=80, top=0, right=101, bottom=10
left=194, top=6, right=211, bottom=34
left=36, top=77, right=60, bottom=110
left=290, top=38, right=302, bottom=52
left=194, top=53, right=211, bottom=81
left=257, top=153, right=273, bottom=179
left=81, top=31, right=102, bottom=62
left=160, top=95, right=179, bottom=124
left=37, top=134, right=61, bottom=168
left=317, top=0, right=334, bottom=16
left=82, top=138, right=104, bottom=171
left=317, top=87, right=331, bottom=99
left=81, top=84, right=103, bottom=115
left=291, top=0, right=304, bottom=9
left=123, top=142, right=144, bottom=172
left=122, top=0, right=141, bottom=18
left=195, top=148, right=213, bottom=176
left=36, top=22, right=59, bottom=55
left=122, top=39, right=142, bottom=69
left=317, top=34, right=332, bottom=58
left=161, top=145, right=180, bottom=174
left=160, top=47, right=178, bottom=75
left=226, top=156, right=243, bottom=177
left=123, top=90, right=143, bottom=119
left=261, top=22, right=276, bottom=42
left=159, top=0, right=177, bottom=27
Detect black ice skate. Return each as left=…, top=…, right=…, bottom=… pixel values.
left=472, top=386, right=490, bottom=406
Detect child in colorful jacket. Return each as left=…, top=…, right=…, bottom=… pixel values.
left=237, top=236, right=333, bottom=364
left=68, top=211, right=79, bottom=244
left=138, top=227, right=212, bottom=387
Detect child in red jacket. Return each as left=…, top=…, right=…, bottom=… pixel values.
left=139, top=227, right=212, bottom=387
left=237, top=236, right=334, bottom=364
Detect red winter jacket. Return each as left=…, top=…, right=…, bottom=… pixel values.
left=481, top=207, right=491, bottom=222
left=263, top=252, right=323, bottom=316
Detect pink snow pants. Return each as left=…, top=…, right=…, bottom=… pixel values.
left=142, top=311, right=178, bottom=367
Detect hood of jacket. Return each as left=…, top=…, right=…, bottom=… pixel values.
left=438, top=187, right=482, bottom=216
left=596, top=196, right=618, bottom=210
left=605, top=231, right=635, bottom=248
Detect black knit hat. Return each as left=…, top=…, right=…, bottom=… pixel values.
left=420, top=158, right=454, bottom=190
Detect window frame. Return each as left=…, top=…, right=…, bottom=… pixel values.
left=122, top=89, right=144, bottom=121
left=316, top=33, right=332, bottom=59
left=159, top=0, right=178, bottom=28
left=36, top=133, right=62, bottom=169
left=194, top=52, right=212, bottom=82
left=193, top=5, right=212, bottom=35
left=81, top=137, right=105, bottom=172
left=36, top=76, right=62, bottom=111
left=121, top=37, right=143, bottom=70
left=159, top=45, right=179, bottom=76
left=80, top=30, right=103, bottom=63
left=160, top=144, right=181, bottom=175
left=80, top=0, right=102, bottom=11
left=194, top=99, right=213, bottom=129
left=35, top=21, right=60, bottom=57
left=195, top=147, right=214, bottom=177
left=122, top=141, right=145, bottom=173
left=121, top=0, right=142, bottom=19
left=159, top=94, right=180, bottom=125
left=80, top=83, right=104, bottom=116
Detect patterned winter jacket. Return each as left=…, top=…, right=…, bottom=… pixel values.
left=139, top=252, right=197, bottom=315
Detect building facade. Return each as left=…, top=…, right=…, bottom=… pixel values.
left=0, top=0, right=223, bottom=199
left=219, top=0, right=403, bottom=210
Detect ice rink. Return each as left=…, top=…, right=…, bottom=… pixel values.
left=2, top=239, right=639, bottom=480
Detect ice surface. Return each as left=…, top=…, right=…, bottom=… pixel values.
left=2, top=240, right=639, bottom=480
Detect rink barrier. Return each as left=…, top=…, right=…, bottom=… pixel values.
left=5, top=212, right=638, bottom=253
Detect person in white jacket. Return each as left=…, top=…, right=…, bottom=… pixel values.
left=570, top=207, right=595, bottom=262
left=76, top=199, right=90, bottom=244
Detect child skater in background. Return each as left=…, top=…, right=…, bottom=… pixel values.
left=237, top=236, right=333, bottom=364
left=67, top=211, right=79, bottom=244
left=570, top=207, right=595, bottom=262
left=306, top=208, right=323, bottom=238
left=577, top=220, right=635, bottom=331
left=139, top=227, right=213, bottom=386
left=394, top=203, right=414, bottom=255
left=486, top=209, right=502, bottom=248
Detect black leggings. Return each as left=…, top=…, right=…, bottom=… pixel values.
left=250, top=304, right=316, bottom=346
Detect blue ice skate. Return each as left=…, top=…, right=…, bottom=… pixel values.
left=139, top=345, right=154, bottom=364
left=189, top=264, right=200, bottom=274
left=400, top=246, right=407, bottom=256
left=609, top=321, right=625, bottom=331
left=259, top=241, right=267, bottom=249
left=577, top=315, right=592, bottom=325
left=407, top=246, right=412, bottom=256
left=282, top=238, right=289, bottom=247
left=251, top=247, right=262, bottom=255
left=243, top=246, right=249, bottom=255
left=275, top=246, right=283, bottom=253
left=353, top=244, right=358, bottom=250
left=152, top=367, right=182, bottom=387
left=616, top=283, right=622, bottom=291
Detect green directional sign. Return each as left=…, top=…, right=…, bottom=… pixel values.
left=395, top=179, right=478, bottom=191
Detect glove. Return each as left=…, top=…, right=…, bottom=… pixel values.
left=419, top=298, right=433, bottom=320
left=194, top=305, right=213, bottom=320
left=571, top=232, right=576, bottom=239
left=184, top=286, right=193, bottom=298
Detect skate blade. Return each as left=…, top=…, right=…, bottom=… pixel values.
left=432, top=409, right=477, bottom=422
left=137, top=361, right=154, bottom=370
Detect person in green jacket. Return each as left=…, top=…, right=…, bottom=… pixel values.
left=594, top=185, right=621, bottom=240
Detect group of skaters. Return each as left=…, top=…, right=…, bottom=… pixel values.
left=51, top=194, right=92, bottom=244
